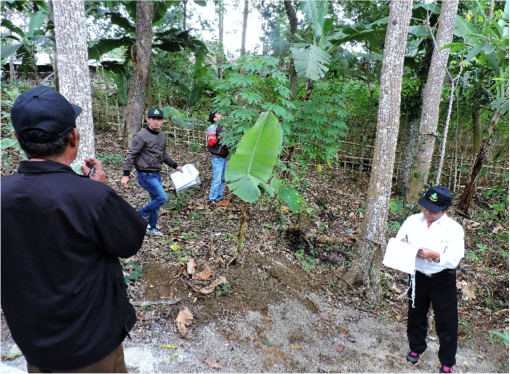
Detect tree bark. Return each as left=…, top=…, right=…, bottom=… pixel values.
left=472, top=105, right=482, bottom=157
left=53, top=0, right=94, bottom=168
left=217, top=0, right=225, bottom=79
left=457, top=108, right=503, bottom=215
left=342, top=0, right=413, bottom=303
left=407, top=0, right=459, bottom=204
left=123, top=1, right=153, bottom=145
left=241, top=0, right=249, bottom=56
left=284, top=0, right=298, bottom=100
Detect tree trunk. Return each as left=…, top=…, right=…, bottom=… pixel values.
left=123, top=1, right=153, bottom=145
left=241, top=0, right=249, bottom=56
left=436, top=77, right=457, bottom=185
left=284, top=0, right=298, bottom=100
left=342, top=0, right=413, bottom=303
left=457, top=108, right=503, bottom=215
left=183, top=0, right=188, bottom=63
left=472, top=105, right=482, bottom=157
left=47, top=1, right=59, bottom=91
left=217, top=0, right=225, bottom=79
left=407, top=0, right=459, bottom=204
left=53, top=0, right=94, bottom=168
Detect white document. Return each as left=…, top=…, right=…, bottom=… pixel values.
left=383, top=238, right=420, bottom=274
left=170, top=164, right=201, bottom=192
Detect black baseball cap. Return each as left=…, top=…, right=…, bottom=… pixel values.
left=11, top=86, right=82, bottom=137
left=418, top=185, right=453, bottom=212
left=147, top=108, right=164, bottom=118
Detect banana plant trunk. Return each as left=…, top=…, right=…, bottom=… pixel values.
left=237, top=201, right=249, bottom=254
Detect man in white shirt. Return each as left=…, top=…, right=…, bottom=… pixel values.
left=395, top=185, right=464, bottom=374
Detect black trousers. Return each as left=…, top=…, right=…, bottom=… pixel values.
left=407, top=269, right=458, bottom=367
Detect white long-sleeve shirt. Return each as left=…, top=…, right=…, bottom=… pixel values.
left=396, top=213, right=465, bottom=275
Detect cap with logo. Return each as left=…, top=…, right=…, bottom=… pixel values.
left=147, top=108, right=164, bottom=119
left=11, top=86, right=82, bottom=137
left=418, top=185, right=453, bottom=212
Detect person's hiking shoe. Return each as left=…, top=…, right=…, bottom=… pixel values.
left=147, top=227, right=164, bottom=236
left=439, top=365, right=454, bottom=373
left=207, top=200, right=216, bottom=206
left=216, top=200, right=231, bottom=207
left=406, top=351, right=424, bottom=366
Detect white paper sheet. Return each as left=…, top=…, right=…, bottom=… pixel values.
left=170, top=164, right=200, bottom=192
left=383, top=238, right=420, bottom=274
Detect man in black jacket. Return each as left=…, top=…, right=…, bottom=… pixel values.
left=121, top=108, right=183, bottom=236
left=1, top=86, right=147, bottom=373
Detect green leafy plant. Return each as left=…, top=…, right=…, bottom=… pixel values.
left=123, top=261, right=142, bottom=286
left=225, top=111, right=282, bottom=255
left=483, top=175, right=509, bottom=212
left=215, top=282, right=231, bottom=296
left=489, top=330, right=509, bottom=346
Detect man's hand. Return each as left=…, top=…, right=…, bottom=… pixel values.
left=176, top=166, right=183, bottom=172
left=417, top=247, right=439, bottom=261
left=121, top=176, right=130, bottom=188
left=81, top=157, right=106, bottom=183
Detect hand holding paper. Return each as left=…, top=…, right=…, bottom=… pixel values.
left=383, top=238, right=420, bottom=274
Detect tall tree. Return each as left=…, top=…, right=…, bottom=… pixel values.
left=407, top=0, right=459, bottom=204
left=284, top=0, right=299, bottom=100
left=240, top=0, right=249, bottom=56
left=123, top=1, right=154, bottom=143
left=342, top=0, right=413, bottom=303
left=53, top=0, right=94, bottom=167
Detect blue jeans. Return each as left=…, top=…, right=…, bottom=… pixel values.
left=137, top=172, right=167, bottom=229
left=209, top=157, right=227, bottom=202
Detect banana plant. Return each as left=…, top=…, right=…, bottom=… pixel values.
left=1, top=8, right=52, bottom=79
left=225, top=111, right=282, bottom=255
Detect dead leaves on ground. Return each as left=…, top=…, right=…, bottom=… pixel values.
left=175, top=258, right=228, bottom=295
left=176, top=307, right=193, bottom=338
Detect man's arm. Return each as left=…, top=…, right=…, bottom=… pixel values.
left=121, top=133, right=144, bottom=187
left=96, top=190, right=147, bottom=258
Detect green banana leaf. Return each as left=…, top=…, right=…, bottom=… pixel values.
left=226, top=112, right=282, bottom=204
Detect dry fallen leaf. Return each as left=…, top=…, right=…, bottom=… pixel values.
left=204, top=359, right=222, bottom=369
left=189, top=276, right=228, bottom=294
left=193, top=266, right=213, bottom=280
left=333, top=341, right=344, bottom=353
left=176, top=307, right=193, bottom=326
left=187, top=258, right=196, bottom=275
left=290, top=344, right=303, bottom=349
left=176, top=307, right=193, bottom=338
left=461, top=284, right=476, bottom=301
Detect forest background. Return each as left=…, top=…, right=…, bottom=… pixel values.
left=1, top=0, right=509, bottom=372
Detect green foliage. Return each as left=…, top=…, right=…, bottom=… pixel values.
left=212, top=54, right=294, bottom=152
left=226, top=112, right=282, bottom=204
left=390, top=199, right=404, bottom=215
left=215, top=282, right=231, bottom=296
left=123, top=261, right=142, bottom=286
left=283, top=82, right=348, bottom=166
left=483, top=174, right=509, bottom=212
left=96, top=152, right=124, bottom=166
left=489, top=330, right=509, bottom=346
left=1, top=7, right=52, bottom=77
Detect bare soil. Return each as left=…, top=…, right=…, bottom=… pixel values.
left=1, top=130, right=508, bottom=373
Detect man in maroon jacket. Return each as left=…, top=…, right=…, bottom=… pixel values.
left=206, top=111, right=230, bottom=206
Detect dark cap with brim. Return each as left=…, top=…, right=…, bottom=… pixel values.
left=147, top=108, right=164, bottom=118
left=11, top=86, right=82, bottom=137
left=418, top=185, right=453, bottom=212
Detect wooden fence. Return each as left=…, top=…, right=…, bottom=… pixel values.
left=161, top=123, right=508, bottom=193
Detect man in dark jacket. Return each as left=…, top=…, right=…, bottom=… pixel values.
left=206, top=111, right=230, bottom=206
left=121, top=108, right=183, bottom=236
left=1, top=86, right=147, bottom=373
